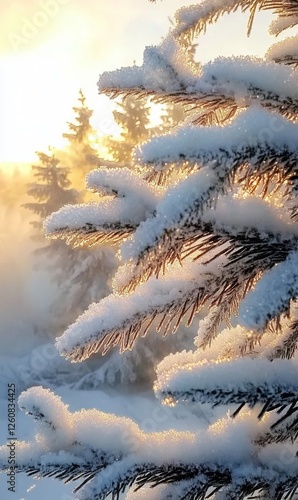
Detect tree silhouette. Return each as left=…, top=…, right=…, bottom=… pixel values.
left=60, top=89, right=101, bottom=190
left=105, top=95, right=152, bottom=164
left=23, top=151, right=77, bottom=241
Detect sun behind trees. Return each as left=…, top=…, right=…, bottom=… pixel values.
left=105, top=94, right=188, bottom=165
left=105, top=95, right=152, bottom=164
left=1, top=1, right=298, bottom=499
left=58, top=89, right=101, bottom=191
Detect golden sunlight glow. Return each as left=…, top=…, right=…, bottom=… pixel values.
left=0, top=0, right=278, bottom=170
left=162, top=396, right=176, bottom=407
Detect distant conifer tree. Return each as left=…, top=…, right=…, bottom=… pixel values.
left=60, top=89, right=101, bottom=189
left=105, top=95, right=152, bottom=164
left=23, top=151, right=114, bottom=329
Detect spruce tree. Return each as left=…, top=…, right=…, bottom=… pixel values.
left=106, top=95, right=152, bottom=164
left=1, top=1, right=298, bottom=499
left=60, top=89, right=100, bottom=189
left=23, top=151, right=77, bottom=239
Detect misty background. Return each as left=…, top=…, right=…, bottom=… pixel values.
left=0, top=89, right=197, bottom=396
left=0, top=169, right=57, bottom=356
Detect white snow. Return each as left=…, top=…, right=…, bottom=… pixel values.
left=240, top=251, right=298, bottom=329
left=73, top=408, right=141, bottom=455
left=98, top=33, right=199, bottom=95
left=99, top=51, right=298, bottom=106
left=120, top=167, right=220, bottom=261
left=155, top=356, right=298, bottom=404
left=0, top=386, right=204, bottom=499
left=86, top=167, right=158, bottom=202
left=269, top=16, right=298, bottom=36
left=200, top=56, right=298, bottom=100
left=136, top=108, right=298, bottom=166
left=44, top=169, right=160, bottom=237
left=202, top=195, right=298, bottom=238
left=119, top=107, right=298, bottom=263
left=174, top=0, right=241, bottom=36
left=18, top=387, right=73, bottom=449
left=2, top=1, right=298, bottom=498
left=266, top=35, right=298, bottom=62
left=55, top=258, right=222, bottom=361
left=44, top=198, right=153, bottom=235
left=3, top=385, right=295, bottom=500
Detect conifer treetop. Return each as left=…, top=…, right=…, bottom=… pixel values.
left=63, top=89, right=94, bottom=144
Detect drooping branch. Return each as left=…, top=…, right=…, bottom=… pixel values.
left=56, top=239, right=291, bottom=363
left=44, top=168, right=159, bottom=248
left=150, top=0, right=298, bottom=42
left=99, top=57, right=298, bottom=123
left=136, top=108, right=298, bottom=172
left=117, top=194, right=298, bottom=295
left=55, top=260, right=219, bottom=361
left=155, top=353, right=298, bottom=410
left=173, top=0, right=298, bottom=41
left=266, top=35, right=298, bottom=68
left=47, top=222, right=135, bottom=248
left=2, top=387, right=298, bottom=499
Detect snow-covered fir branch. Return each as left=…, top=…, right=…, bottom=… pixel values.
left=55, top=259, right=223, bottom=361
left=266, top=35, right=298, bottom=67
left=99, top=54, right=298, bottom=122
left=44, top=167, right=159, bottom=248
left=1, top=387, right=298, bottom=499
left=3, top=0, right=298, bottom=498
left=172, top=0, right=298, bottom=40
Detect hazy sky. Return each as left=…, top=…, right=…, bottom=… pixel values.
left=0, top=0, right=278, bottom=165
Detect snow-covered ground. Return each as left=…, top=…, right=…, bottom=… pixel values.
left=0, top=384, right=207, bottom=499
